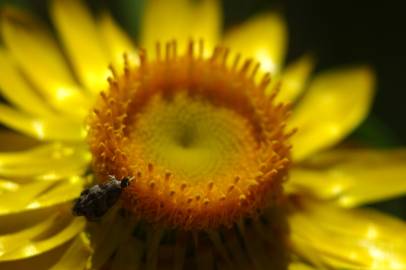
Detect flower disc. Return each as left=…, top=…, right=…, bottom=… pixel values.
left=88, top=42, right=293, bottom=229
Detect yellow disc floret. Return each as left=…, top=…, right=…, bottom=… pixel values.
left=88, top=41, right=293, bottom=230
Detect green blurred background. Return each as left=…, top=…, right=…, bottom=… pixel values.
left=0, top=0, right=405, bottom=218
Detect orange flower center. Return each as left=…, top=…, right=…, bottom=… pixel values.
left=88, top=41, right=293, bottom=230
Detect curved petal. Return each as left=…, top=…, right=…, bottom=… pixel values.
left=50, top=0, right=111, bottom=93
left=140, top=0, right=221, bottom=57
left=50, top=233, right=92, bottom=270
left=0, top=208, right=72, bottom=269
left=0, top=214, right=57, bottom=259
left=0, top=104, right=85, bottom=141
left=289, top=67, right=375, bottom=161
left=0, top=181, right=55, bottom=215
left=1, top=7, right=90, bottom=119
left=222, top=13, right=287, bottom=74
left=275, top=55, right=314, bottom=104
left=289, top=262, right=317, bottom=270
left=0, top=49, right=52, bottom=117
left=289, top=197, right=406, bottom=270
left=0, top=143, right=90, bottom=179
left=0, top=177, right=86, bottom=216
left=0, top=245, right=67, bottom=270
left=97, top=12, right=139, bottom=72
left=287, top=148, right=406, bottom=207
left=0, top=213, right=85, bottom=261
left=0, top=143, right=89, bottom=214
left=0, top=179, right=18, bottom=193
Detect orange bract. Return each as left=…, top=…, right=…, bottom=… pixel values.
left=88, top=41, right=294, bottom=230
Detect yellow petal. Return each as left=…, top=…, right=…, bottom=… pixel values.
left=0, top=214, right=58, bottom=259
left=289, top=197, right=406, bottom=270
left=0, top=143, right=90, bottom=179
left=50, top=0, right=111, bottom=93
left=275, top=55, right=314, bottom=103
left=50, top=233, right=92, bottom=270
left=0, top=143, right=89, bottom=215
left=0, top=179, right=18, bottom=193
left=0, top=209, right=69, bottom=267
left=0, top=206, right=56, bottom=233
left=97, top=12, right=139, bottom=72
left=287, top=148, right=406, bottom=207
left=289, top=262, right=317, bottom=270
left=0, top=181, right=54, bottom=215
left=141, top=0, right=221, bottom=58
left=289, top=67, right=375, bottom=161
left=29, top=177, right=86, bottom=208
left=0, top=243, right=68, bottom=270
left=0, top=177, right=86, bottom=216
left=222, top=13, right=287, bottom=74
left=0, top=143, right=84, bottom=165
left=0, top=143, right=87, bottom=164
left=0, top=213, right=85, bottom=261
left=0, top=49, right=52, bottom=117
left=0, top=104, right=86, bottom=141
left=1, top=8, right=91, bottom=119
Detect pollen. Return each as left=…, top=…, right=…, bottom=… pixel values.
left=88, top=41, right=293, bottom=230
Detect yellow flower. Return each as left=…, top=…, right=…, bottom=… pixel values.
left=0, top=0, right=405, bottom=269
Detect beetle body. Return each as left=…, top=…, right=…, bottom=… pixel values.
left=73, top=176, right=132, bottom=221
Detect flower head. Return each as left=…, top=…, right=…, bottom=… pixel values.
left=0, top=0, right=405, bottom=269
left=88, top=42, right=293, bottom=230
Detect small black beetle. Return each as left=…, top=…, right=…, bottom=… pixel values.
left=72, top=175, right=133, bottom=221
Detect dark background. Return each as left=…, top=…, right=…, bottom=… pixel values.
left=1, top=0, right=405, bottom=216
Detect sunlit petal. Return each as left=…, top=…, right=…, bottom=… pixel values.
left=29, top=177, right=86, bottom=208
left=0, top=213, right=85, bottom=261
left=0, top=181, right=55, bottom=215
left=0, top=245, right=67, bottom=270
left=50, top=0, right=111, bottom=93
left=287, top=148, right=406, bottom=207
left=0, top=143, right=88, bottom=166
left=222, top=13, right=287, bottom=74
left=0, top=177, right=86, bottom=216
left=0, top=143, right=90, bottom=179
left=0, top=105, right=86, bottom=141
left=97, top=12, right=139, bottom=72
left=0, top=214, right=58, bottom=258
left=50, top=233, right=92, bottom=270
left=0, top=49, right=52, bottom=117
left=141, top=0, right=221, bottom=57
left=289, top=197, right=406, bottom=270
left=0, top=143, right=88, bottom=214
left=1, top=7, right=90, bottom=119
left=289, top=67, right=375, bottom=161
left=275, top=55, right=314, bottom=103
left=0, top=179, right=18, bottom=193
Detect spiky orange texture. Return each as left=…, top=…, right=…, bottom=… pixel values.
left=88, top=41, right=293, bottom=230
